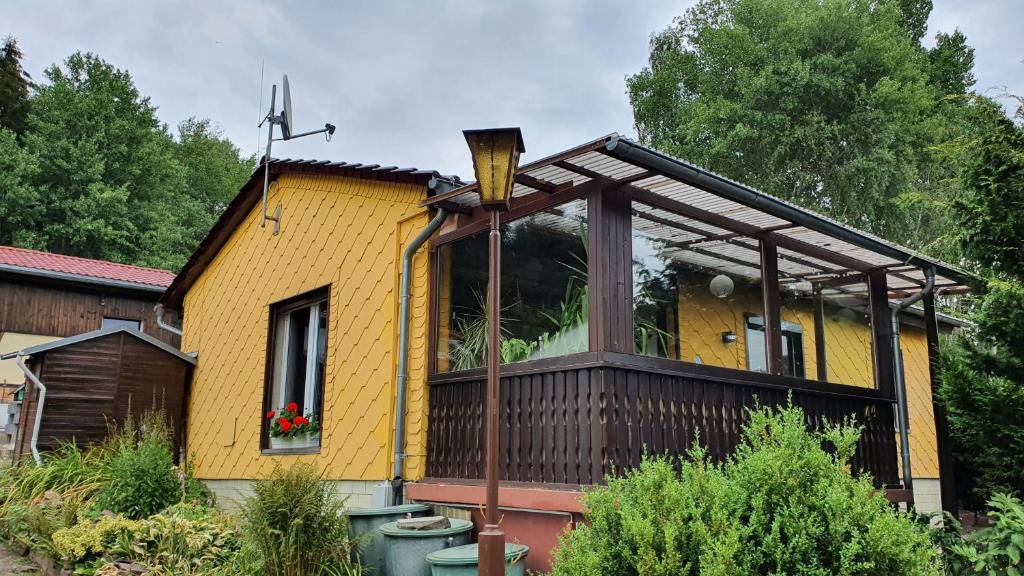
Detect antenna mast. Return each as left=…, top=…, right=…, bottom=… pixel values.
left=258, top=75, right=337, bottom=235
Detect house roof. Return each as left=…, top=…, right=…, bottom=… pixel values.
left=0, top=245, right=174, bottom=294
left=0, top=325, right=196, bottom=365
left=424, top=134, right=977, bottom=298
left=160, top=158, right=449, bottom=308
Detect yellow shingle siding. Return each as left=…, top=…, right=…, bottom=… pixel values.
left=181, top=173, right=431, bottom=481
left=900, top=327, right=940, bottom=478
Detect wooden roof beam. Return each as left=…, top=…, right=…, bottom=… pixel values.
left=514, top=173, right=573, bottom=194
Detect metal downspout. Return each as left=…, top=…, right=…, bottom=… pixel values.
left=14, top=355, right=45, bottom=465
left=891, top=268, right=936, bottom=492
left=154, top=304, right=183, bottom=337
left=392, top=193, right=449, bottom=503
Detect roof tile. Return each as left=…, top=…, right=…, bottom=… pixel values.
left=0, top=245, right=174, bottom=288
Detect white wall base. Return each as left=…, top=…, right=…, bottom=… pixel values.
left=203, top=479, right=388, bottom=511
left=912, top=478, right=943, bottom=515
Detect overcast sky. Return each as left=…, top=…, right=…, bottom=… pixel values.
left=8, top=0, right=1023, bottom=178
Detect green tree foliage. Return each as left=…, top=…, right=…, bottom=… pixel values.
left=938, top=99, right=1024, bottom=507
left=0, top=36, right=31, bottom=136
left=627, top=0, right=974, bottom=252
left=0, top=46, right=253, bottom=271
left=929, top=30, right=976, bottom=97
left=894, top=0, right=932, bottom=43
left=952, top=98, right=1024, bottom=280
left=551, top=405, right=939, bottom=576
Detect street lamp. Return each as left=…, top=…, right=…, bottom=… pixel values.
left=463, top=127, right=524, bottom=576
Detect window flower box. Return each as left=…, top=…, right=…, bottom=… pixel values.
left=269, top=433, right=320, bottom=451
left=266, top=402, right=321, bottom=451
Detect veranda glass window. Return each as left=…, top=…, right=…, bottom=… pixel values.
left=436, top=200, right=588, bottom=372
left=776, top=272, right=875, bottom=387
left=265, top=287, right=328, bottom=444
left=632, top=203, right=766, bottom=370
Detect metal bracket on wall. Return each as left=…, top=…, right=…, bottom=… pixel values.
left=267, top=203, right=281, bottom=235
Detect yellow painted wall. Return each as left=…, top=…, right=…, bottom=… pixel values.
left=0, top=333, right=62, bottom=391
left=677, top=281, right=939, bottom=479
left=181, top=173, right=432, bottom=481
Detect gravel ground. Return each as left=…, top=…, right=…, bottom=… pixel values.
left=0, top=543, right=38, bottom=575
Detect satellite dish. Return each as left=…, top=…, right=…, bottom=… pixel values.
left=257, top=72, right=335, bottom=234
left=280, top=74, right=293, bottom=140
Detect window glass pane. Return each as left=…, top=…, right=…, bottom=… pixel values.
left=101, top=317, right=141, bottom=331
left=821, top=282, right=874, bottom=387
left=284, top=308, right=309, bottom=410
left=632, top=225, right=679, bottom=358
left=632, top=203, right=765, bottom=371
left=270, top=297, right=328, bottom=417
left=437, top=200, right=588, bottom=372
left=313, top=304, right=327, bottom=415
left=777, top=274, right=874, bottom=386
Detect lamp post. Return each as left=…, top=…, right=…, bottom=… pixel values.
left=463, top=127, right=524, bottom=576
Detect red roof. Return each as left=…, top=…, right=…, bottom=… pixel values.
left=0, top=245, right=174, bottom=288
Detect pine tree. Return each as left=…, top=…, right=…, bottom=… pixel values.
left=0, top=36, right=32, bottom=136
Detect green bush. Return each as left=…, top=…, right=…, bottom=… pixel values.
left=241, top=463, right=360, bottom=576
left=551, top=405, right=939, bottom=576
left=51, top=513, right=140, bottom=565
left=94, top=434, right=178, bottom=519
left=94, top=412, right=181, bottom=519
left=944, top=493, right=1024, bottom=576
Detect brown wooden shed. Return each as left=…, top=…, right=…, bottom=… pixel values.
left=2, top=326, right=195, bottom=462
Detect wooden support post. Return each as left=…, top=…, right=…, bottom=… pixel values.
left=813, top=285, right=828, bottom=382
left=760, top=239, right=784, bottom=376
left=587, top=186, right=633, bottom=353
left=868, top=271, right=896, bottom=396
left=925, top=293, right=958, bottom=515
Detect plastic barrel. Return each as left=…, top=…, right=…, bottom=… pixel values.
left=347, top=503, right=430, bottom=574
left=379, top=518, right=474, bottom=576
left=426, top=542, right=530, bottom=576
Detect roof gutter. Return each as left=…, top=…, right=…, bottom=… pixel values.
left=13, top=355, right=45, bottom=465
left=603, top=137, right=974, bottom=287
left=392, top=179, right=452, bottom=503
left=0, top=263, right=168, bottom=295
left=890, top=267, right=935, bottom=492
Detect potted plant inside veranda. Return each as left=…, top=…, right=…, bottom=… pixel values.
left=267, top=402, right=321, bottom=450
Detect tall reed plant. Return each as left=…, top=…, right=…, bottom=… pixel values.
left=241, top=463, right=360, bottom=576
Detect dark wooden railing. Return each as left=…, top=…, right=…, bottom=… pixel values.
left=426, top=352, right=899, bottom=487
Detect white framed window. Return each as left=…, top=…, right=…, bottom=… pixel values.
left=264, top=287, right=329, bottom=449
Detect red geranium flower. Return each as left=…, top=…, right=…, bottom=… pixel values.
left=287, top=401, right=299, bottom=414
left=294, top=416, right=308, bottom=426
left=278, top=417, right=292, bottom=433
left=266, top=410, right=275, bottom=419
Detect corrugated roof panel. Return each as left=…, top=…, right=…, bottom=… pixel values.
left=571, top=151, right=649, bottom=180
left=777, top=227, right=904, bottom=267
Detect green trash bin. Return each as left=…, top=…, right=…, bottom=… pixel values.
left=379, top=518, right=474, bottom=576
left=348, top=503, right=430, bottom=575
left=426, top=543, right=530, bottom=576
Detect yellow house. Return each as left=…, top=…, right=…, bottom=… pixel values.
left=160, top=135, right=972, bottom=571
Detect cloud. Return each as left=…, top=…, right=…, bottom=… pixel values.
left=6, top=0, right=1020, bottom=179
